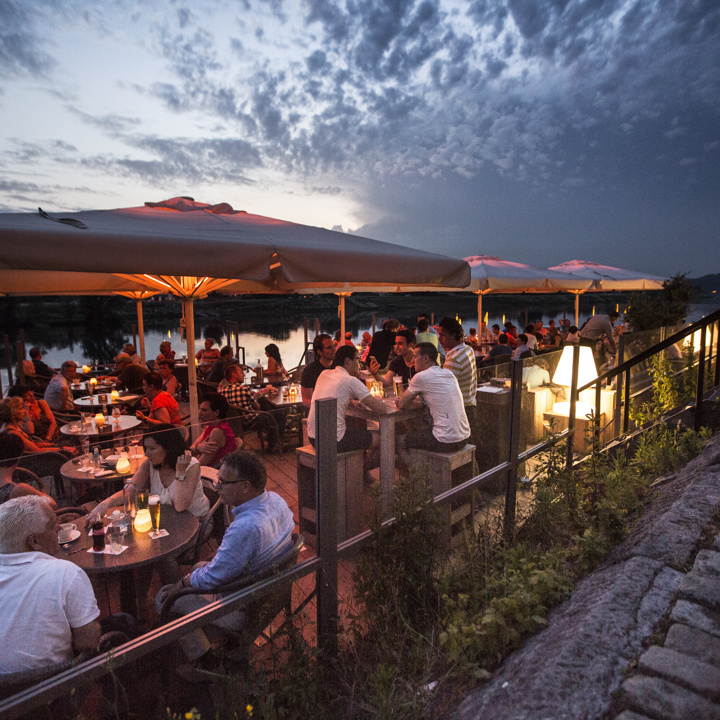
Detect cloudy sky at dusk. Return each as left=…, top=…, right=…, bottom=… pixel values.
left=1, top=0, right=718, bottom=278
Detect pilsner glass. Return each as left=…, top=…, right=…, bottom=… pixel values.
left=136, top=491, right=149, bottom=511
left=148, top=494, right=161, bottom=538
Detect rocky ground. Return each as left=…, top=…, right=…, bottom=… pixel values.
left=451, top=431, right=720, bottom=720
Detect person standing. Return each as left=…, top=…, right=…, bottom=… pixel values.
left=369, top=329, right=417, bottom=387
left=367, top=319, right=400, bottom=370
left=579, top=311, right=619, bottom=354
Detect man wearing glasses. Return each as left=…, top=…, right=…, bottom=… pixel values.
left=156, top=450, right=294, bottom=676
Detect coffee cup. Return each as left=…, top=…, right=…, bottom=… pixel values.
left=59, top=523, right=76, bottom=542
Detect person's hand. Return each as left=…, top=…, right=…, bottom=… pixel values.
left=135, top=410, right=146, bottom=421
left=369, top=358, right=380, bottom=375
left=84, top=509, right=102, bottom=530
left=176, top=450, right=192, bottom=478
left=267, top=386, right=278, bottom=396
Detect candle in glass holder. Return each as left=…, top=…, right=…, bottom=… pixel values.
left=116, top=457, right=131, bottom=474
left=110, top=388, right=120, bottom=402
left=89, top=377, right=98, bottom=387
left=134, top=508, right=152, bottom=533
left=82, top=364, right=92, bottom=374
left=94, top=413, right=105, bottom=427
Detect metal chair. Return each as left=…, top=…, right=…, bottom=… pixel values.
left=160, top=533, right=305, bottom=666
left=16, top=450, right=71, bottom=500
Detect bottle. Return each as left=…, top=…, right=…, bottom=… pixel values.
left=92, top=446, right=101, bottom=470
left=255, top=359, right=263, bottom=384
left=92, top=518, right=105, bottom=552
left=101, top=401, right=108, bottom=415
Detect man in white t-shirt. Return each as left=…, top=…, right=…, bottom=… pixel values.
left=396, top=342, right=470, bottom=469
left=0, top=496, right=100, bottom=675
left=307, top=345, right=387, bottom=452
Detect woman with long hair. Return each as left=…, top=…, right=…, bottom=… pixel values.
left=263, top=343, right=286, bottom=377
left=7, top=385, right=57, bottom=442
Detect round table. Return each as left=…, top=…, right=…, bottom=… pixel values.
left=60, top=456, right=139, bottom=503
left=73, top=393, right=140, bottom=410
left=70, top=381, right=114, bottom=398
left=62, top=506, right=199, bottom=616
left=60, top=414, right=142, bottom=438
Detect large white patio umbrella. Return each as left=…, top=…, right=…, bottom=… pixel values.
left=0, top=197, right=470, bottom=436
left=548, top=260, right=667, bottom=325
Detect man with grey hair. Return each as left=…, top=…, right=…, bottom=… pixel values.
left=99, top=352, right=149, bottom=391
left=43, top=360, right=77, bottom=411
left=0, top=496, right=100, bottom=674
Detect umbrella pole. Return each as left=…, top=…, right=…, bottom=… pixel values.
left=339, top=295, right=345, bottom=342
left=575, top=293, right=580, bottom=327
left=136, top=299, right=146, bottom=365
left=183, top=297, right=200, bottom=442
left=477, top=293, right=482, bottom=330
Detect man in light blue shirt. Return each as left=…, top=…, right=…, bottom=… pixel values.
left=156, top=450, right=294, bottom=668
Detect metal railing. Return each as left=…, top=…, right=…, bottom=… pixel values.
left=3, top=312, right=719, bottom=716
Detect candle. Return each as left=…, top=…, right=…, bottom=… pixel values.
left=94, top=413, right=105, bottom=427
left=116, top=457, right=131, bottom=474
left=134, top=508, right=152, bottom=532
left=110, top=389, right=120, bottom=402
left=82, top=364, right=91, bottom=374
left=89, top=377, right=98, bottom=386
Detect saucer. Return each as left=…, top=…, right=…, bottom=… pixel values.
left=59, top=529, right=81, bottom=544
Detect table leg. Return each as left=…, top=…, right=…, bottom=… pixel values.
left=378, top=419, right=395, bottom=517
left=118, top=569, right=139, bottom=618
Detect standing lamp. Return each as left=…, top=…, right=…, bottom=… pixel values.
left=551, top=345, right=598, bottom=419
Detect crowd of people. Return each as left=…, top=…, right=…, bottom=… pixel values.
left=0, top=312, right=627, bottom=689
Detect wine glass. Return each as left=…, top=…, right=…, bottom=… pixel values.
left=111, top=404, right=122, bottom=423
left=80, top=436, right=91, bottom=471
left=129, top=432, right=142, bottom=458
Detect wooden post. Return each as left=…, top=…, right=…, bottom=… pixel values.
left=132, top=324, right=137, bottom=352
left=613, top=333, right=626, bottom=438
left=503, top=358, right=523, bottom=539
left=136, top=300, right=146, bottom=365
left=315, top=398, right=339, bottom=658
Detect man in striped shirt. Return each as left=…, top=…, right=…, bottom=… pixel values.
left=438, top=317, right=478, bottom=446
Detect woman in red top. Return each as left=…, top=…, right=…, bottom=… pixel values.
left=136, top=372, right=183, bottom=427
left=190, top=393, right=238, bottom=468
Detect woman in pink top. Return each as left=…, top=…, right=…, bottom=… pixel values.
left=190, top=393, right=238, bottom=468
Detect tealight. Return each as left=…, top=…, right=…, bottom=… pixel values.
left=134, top=508, right=152, bottom=532
left=116, top=457, right=131, bottom=474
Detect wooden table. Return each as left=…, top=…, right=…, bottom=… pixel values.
left=347, top=396, right=423, bottom=516
left=62, top=506, right=199, bottom=616
left=60, top=414, right=142, bottom=438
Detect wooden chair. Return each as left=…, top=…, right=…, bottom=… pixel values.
left=160, top=534, right=305, bottom=666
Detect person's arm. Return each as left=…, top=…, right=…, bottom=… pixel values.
left=171, top=459, right=201, bottom=512
left=72, top=620, right=102, bottom=655
left=60, top=384, right=70, bottom=410
left=360, top=392, right=387, bottom=414
left=193, top=426, right=226, bottom=466
left=397, top=386, right=422, bottom=410
left=39, top=400, right=58, bottom=441
left=88, top=460, right=151, bottom=525
left=9, top=482, right=57, bottom=510
left=138, top=403, right=171, bottom=425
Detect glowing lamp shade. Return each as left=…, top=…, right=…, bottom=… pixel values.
left=82, top=364, right=92, bottom=374
left=116, top=457, right=131, bottom=474
left=94, top=413, right=105, bottom=427
left=89, top=377, right=98, bottom=386
left=110, top=389, right=120, bottom=402
left=134, top=508, right=152, bottom=532
left=552, top=346, right=598, bottom=388
left=551, top=345, right=598, bottom=418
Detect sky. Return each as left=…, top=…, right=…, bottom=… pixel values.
left=1, top=0, right=718, bottom=278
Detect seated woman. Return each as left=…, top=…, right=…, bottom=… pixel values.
left=190, top=392, right=239, bottom=468
left=156, top=359, right=180, bottom=397
left=0, top=398, right=72, bottom=455
left=0, top=433, right=57, bottom=509
left=91, top=424, right=209, bottom=521
left=262, top=343, right=286, bottom=378
left=7, top=385, right=58, bottom=442
left=156, top=341, right=175, bottom=365
left=195, top=338, right=221, bottom=365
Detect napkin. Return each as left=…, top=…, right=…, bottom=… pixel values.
left=87, top=545, right=128, bottom=555
left=150, top=529, right=169, bottom=539
left=95, top=469, right=113, bottom=477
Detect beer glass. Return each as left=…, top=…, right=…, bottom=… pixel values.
left=148, top=494, right=161, bottom=538
left=136, top=491, right=149, bottom=511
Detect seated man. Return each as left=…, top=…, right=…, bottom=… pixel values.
left=219, top=364, right=284, bottom=454
left=99, top=352, right=149, bottom=391
left=136, top=371, right=183, bottom=427
left=396, top=342, right=470, bottom=469
left=513, top=334, right=537, bottom=359
left=0, top=496, right=101, bottom=674
left=205, top=345, right=237, bottom=384
left=190, top=392, right=239, bottom=467
left=300, top=334, right=335, bottom=408
left=155, top=450, right=294, bottom=675
left=479, top=333, right=513, bottom=366
left=43, top=360, right=77, bottom=412
left=307, top=345, right=386, bottom=453
left=29, top=347, right=54, bottom=379
left=368, top=329, right=416, bottom=387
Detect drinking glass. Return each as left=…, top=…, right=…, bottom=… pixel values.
left=148, top=495, right=161, bottom=538
left=130, top=433, right=142, bottom=458
left=80, top=436, right=91, bottom=471
left=136, top=491, right=149, bottom=511
left=112, top=405, right=121, bottom=423
left=108, top=525, right=123, bottom=553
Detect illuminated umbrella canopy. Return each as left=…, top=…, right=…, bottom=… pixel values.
left=0, top=197, right=470, bottom=436
left=549, top=260, right=667, bottom=324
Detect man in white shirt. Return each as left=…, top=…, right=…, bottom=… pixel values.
left=307, top=345, right=387, bottom=452
left=396, top=342, right=470, bottom=469
left=0, top=497, right=100, bottom=675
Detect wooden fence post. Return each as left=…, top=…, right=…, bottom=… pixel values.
left=503, top=358, right=524, bottom=539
